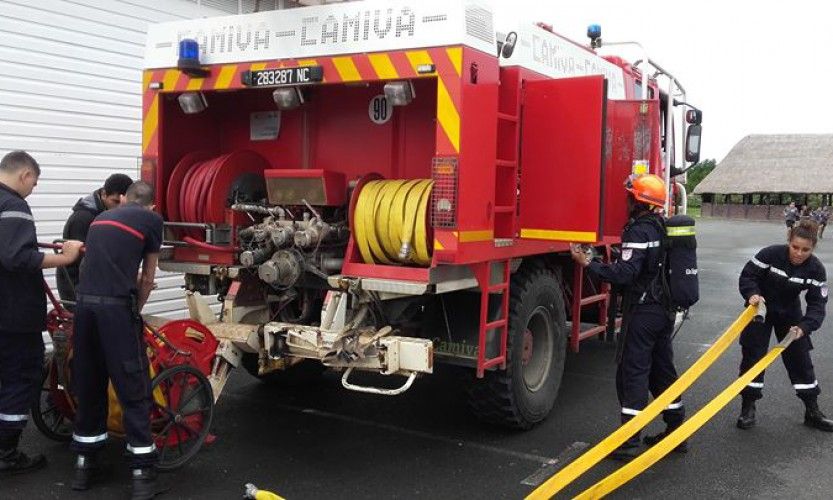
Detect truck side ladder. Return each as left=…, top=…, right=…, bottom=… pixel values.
left=473, top=260, right=511, bottom=377
left=570, top=245, right=619, bottom=352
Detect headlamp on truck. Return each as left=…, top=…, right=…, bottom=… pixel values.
left=383, top=80, right=415, bottom=106
left=272, top=87, right=304, bottom=110
left=178, top=92, right=208, bottom=114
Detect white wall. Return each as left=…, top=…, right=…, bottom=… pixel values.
left=0, top=0, right=242, bottom=317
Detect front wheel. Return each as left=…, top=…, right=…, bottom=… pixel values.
left=31, top=367, right=73, bottom=442
left=467, top=266, right=567, bottom=429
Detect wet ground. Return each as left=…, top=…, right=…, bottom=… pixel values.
left=6, top=218, right=833, bottom=499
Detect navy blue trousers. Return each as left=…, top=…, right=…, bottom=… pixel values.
left=739, top=314, right=820, bottom=402
left=70, top=301, right=157, bottom=468
left=0, top=330, right=44, bottom=450
left=617, top=304, right=685, bottom=429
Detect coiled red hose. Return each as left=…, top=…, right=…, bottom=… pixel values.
left=166, top=151, right=270, bottom=246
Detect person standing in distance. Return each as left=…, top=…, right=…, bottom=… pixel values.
left=57, top=173, right=133, bottom=305
left=736, top=219, right=833, bottom=432
left=570, top=174, right=686, bottom=460
left=784, top=202, right=799, bottom=230
left=0, top=151, right=82, bottom=474
left=69, top=181, right=165, bottom=499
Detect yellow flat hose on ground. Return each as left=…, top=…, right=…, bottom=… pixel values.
left=354, top=179, right=433, bottom=266
left=527, top=304, right=762, bottom=500
left=576, top=330, right=797, bottom=499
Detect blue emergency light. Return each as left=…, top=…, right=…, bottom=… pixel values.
left=177, top=39, right=209, bottom=77
left=587, top=24, right=602, bottom=48
left=587, top=24, right=601, bottom=39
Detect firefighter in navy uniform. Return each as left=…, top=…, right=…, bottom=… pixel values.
left=570, top=174, right=685, bottom=460
left=69, top=181, right=165, bottom=499
left=0, top=151, right=82, bottom=474
left=736, top=219, right=833, bottom=432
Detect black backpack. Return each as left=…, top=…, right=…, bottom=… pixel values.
left=659, top=214, right=700, bottom=311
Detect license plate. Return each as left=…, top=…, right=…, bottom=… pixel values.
left=241, top=66, right=324, bottom=87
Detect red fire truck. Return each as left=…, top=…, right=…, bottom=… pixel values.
left=139, top=0, right=702, bottom=429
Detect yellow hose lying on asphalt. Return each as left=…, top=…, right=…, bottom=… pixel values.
left=576, top=330, right=797, bottom=499
left=526, top=304, right=763, bottom=500
left=353, top=179, right=433, bottom=266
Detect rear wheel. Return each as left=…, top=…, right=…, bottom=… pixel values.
left=467, top=266, right=567, bottom=429
left=150, top=364, right=214, bottom=470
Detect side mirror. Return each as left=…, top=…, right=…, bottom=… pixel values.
left=685, top=109, right=702, bottom=125
left=685, top=124, right=702, bottom=163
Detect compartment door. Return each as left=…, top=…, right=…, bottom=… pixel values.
left=518, top=75, right=606, bottom=243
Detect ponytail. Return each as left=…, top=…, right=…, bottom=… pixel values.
left=789, top=219, right=819, bottom=247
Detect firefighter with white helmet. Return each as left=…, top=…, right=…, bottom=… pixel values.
left=570, top=174, right=686, bottom=460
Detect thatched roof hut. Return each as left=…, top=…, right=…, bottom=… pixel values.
left=694, top=134, right=833, bottom=194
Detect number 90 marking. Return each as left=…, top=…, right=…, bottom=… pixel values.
left=369, top=95, right=392, bottom=125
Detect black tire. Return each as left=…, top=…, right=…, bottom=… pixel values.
left=31, top=368, right=73, bottom=442
left=150, top=364, right=214, bottom=471
left=467, top=266, right=567, bottom=429
left=241, top=354, right=326, bottom=386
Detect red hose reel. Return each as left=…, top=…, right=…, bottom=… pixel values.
left=166, top=150, right=270, bottom=239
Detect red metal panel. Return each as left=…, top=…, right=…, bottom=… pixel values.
left=603, top=100, right=660, bottom=237
left=518, top=75, right=606, bottom=243
left=451, top=48, right=499, bottom=245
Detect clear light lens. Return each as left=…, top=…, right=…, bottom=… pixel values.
left=272, top=87, right=304, bottom=110
left=178, top=92, right=207, bottom=114
left=383, top=81, right=415, bottom=106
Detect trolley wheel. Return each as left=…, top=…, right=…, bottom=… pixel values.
left=150, top=364, right=214, bottom=471
left=31, top=368, right=73, bottom=442
left=466, top=264, right=567, bottom=429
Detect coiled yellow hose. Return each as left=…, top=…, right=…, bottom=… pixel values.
left=353, top=179, right=433, bottom=266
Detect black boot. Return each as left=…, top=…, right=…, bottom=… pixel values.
left=609, top=433, right=642, bottom=461
left=0, top=449, right=46, bottom=475
left=71, top=454, right=100, bottom=491
left=737, top=399, right=756, bottom=429
left=131, top=468, right=168, bottom=500
left=804, top=400, right=833, bottom=432
left=643, top=428, right=689, bottom=453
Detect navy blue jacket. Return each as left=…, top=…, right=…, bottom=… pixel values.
left=588, top=212, right=664, bottom=305
left=739, top=244, right=827, bottom=334
left=57, top=191, right=106, bottom=301
left=0, top=182, right=46, bottom=332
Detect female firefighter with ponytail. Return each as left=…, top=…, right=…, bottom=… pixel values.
left=736, top=219, right=833, bottom=432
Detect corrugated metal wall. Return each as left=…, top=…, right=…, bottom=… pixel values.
left=0, top=0, right=239, bottom=317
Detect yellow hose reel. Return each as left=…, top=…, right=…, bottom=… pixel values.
left=353, top=179, right=433, bottom=266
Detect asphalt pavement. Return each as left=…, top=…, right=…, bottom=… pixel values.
left=5, top=218, right=833, bottom=499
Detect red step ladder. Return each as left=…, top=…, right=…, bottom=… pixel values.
left=569, top=246, right=620, bottom=352
left=473, top=260, right=511, bottom=378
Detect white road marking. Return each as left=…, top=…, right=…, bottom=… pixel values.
left=520, top=441, right=589, bottom=486
left=221, top=391, right=557, bottom=464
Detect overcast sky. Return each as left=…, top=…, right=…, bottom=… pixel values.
left=491, top=0, right=832, bottom=163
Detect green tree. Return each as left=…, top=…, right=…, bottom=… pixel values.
left=683, top=159, right=716, bottom=192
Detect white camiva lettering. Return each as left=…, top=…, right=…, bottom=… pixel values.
left=174, top=6, right=417, bottom=60
left=342, top=12, right=361, bottom=42
left=322, top=15, right=339, bottom=44
left=373, top=9, right=393, bottom=39
left=396, top=8, right=415, bottom=37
